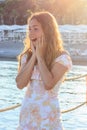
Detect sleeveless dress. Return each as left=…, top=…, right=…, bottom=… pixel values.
left=17, top=54, right=72, bottom=130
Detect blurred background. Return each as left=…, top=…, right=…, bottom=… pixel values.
left=0, top=0, right=87, bottom=130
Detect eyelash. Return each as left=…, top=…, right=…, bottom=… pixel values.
left=29, top=28, right=38, bottom=31
left=34, top=28, right=38, bottom=30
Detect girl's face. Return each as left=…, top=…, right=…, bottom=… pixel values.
left=29, top=18, right=44, bottom=47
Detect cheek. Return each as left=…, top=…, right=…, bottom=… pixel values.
left=36, top=31, right=42, bottom=37
left=37, top=29, right=44, bottom=37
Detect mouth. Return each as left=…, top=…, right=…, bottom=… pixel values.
left=31, top=38, right=37, bottom=42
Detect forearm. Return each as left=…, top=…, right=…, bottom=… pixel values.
left=16, top=54, right=36, bottom=89
left=38, top=58, right=54, bottom=90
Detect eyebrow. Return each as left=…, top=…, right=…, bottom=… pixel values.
left=29, top=25, right=38, bottom=28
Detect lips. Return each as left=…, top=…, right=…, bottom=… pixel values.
left=31, top=38, right=37, bottom=42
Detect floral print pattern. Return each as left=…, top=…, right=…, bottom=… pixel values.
left=17, top=54, right=72, bottom=130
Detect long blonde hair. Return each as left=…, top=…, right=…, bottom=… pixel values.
left=18, top=11, right=64, bottom=70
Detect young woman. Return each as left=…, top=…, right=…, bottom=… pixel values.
left=16, top=11, right=72, bottom=130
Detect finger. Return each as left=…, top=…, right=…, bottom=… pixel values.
left=31, top=41, right=35, bottom=52
left=36, top=37, right=39, bottom=44
left=38, top=37, right=40, bottom=48
left=36, top=39, right=38, bottom=48
left=41, top=36, right=43, bottom=46
left=39, top=36, right=43, bottom=47
left=36, top=39, right=39, bottom=50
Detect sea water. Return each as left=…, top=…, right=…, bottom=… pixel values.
left=0, top=61, right=87, bottom=130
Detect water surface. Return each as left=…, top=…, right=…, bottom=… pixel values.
left=0, top=61, right=87, bottom=130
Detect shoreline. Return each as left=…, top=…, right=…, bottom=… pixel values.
left=0, top=56, right=87, bottom=66
left=0, top=40, right=87, bottom=66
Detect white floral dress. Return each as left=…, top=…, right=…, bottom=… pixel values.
left=17, top=54, right=72, bottom=130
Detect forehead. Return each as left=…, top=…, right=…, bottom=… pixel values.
left=29, top=18, right=41, bottom=27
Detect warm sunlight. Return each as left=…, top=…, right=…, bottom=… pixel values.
left=0, top=0, right=87, bottom=130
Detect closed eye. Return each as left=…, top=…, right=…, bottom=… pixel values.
left=34, top=27, right=38, bottom=31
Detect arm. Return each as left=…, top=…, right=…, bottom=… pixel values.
left=37, top=57, right=68, bottom=90
left=16, top=54, right=36, bottom=89
left=36, top=37, right=70, bottom=90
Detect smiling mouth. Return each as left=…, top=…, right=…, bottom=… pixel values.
left=31, top=38, right=37, bottom=42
